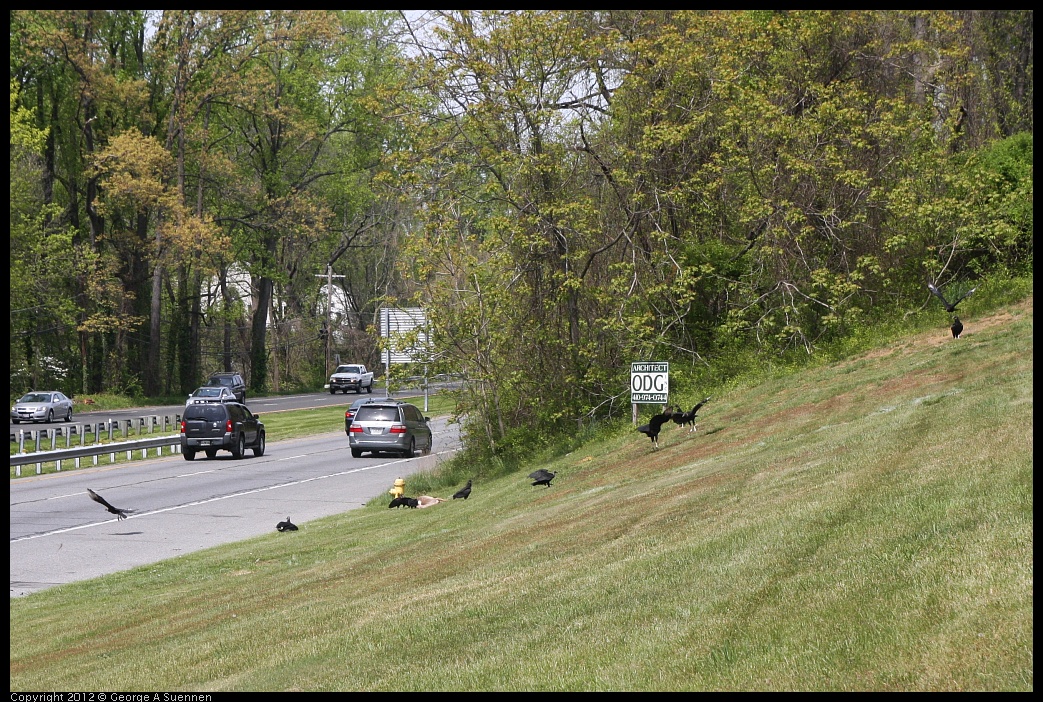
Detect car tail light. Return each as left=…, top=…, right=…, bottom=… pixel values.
left=348, top=425, right=363, bottom=434
left=180, top=420, right=186, bottom=434
left=226, top=419, right=234, bottom=433
left=389, top=424, right=407, bottom=434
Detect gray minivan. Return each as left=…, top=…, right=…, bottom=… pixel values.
left=347, top=401, right=433, bottom=458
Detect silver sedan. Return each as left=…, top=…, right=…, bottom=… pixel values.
left=11, top=391, right=74, bottom=424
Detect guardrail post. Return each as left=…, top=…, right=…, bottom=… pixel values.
left=50, top=429, right=57, bottom=452
left=16, top=430, right=24, bottom=477
left=93, top=423, right=101, bottom=465
left=34, top=430, right=41, bottom=454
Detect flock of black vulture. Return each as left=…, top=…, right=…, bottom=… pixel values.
left=637, top=397, right=711, bottom=451
left=87, top=282, right=976, bottom=530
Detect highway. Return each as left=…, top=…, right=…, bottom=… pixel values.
left=10, top=385, right=446, bottom=434
left=10, top=412, right=461, bottom=598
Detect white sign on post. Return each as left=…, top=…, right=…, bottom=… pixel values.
left=631, top=362, right=669, bottom=404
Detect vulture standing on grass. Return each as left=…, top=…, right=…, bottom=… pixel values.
left=276, top=517, right=299, bottom=531
left=87, top=489, right=132, bottom=520
left=670, top=405, right=686, bottom=429
left=452, top=479, right=473, bottom=500
left=636, top=407, right=674, bottom=450
left=389, top=497, right=419, bottom=509
left=529, top=469, right=556, bottom=487
left=678, top=397, right=711, bottom=434
left=951, top=316, right=964, bottom=339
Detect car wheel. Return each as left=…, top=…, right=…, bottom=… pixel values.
left=351, top=448, right=362, bottom=458
left=403, top=437, right=416, bottom=458
left=12, top=419, right=19, bottom=425
left=47, top=409, right=54, bottom=423
left=65, top=408, right=73, bottom=422
left=205, top=449, right=218, bottom=459
left=253, top=432, right=265, bottom=457
left=232, top=433, right=246, bottom=459
left=183, top=449, right=196, bottom=461
left=241, top=393, right=246, bottom=404
left=330, top=388, right=336, bottom=395
left=366, top=385, right=372, bottom=394
left=422, top=439, right=432, bottom=456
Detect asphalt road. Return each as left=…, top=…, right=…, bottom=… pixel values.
left=10, top=414, right=461, bottom=598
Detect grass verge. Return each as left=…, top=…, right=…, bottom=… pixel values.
left=9, top=299, right=1032, bottom=691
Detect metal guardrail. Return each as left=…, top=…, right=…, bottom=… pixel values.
left=10, top=415, right=183, bottom=477
left=11, top=435, right=181, bottom=471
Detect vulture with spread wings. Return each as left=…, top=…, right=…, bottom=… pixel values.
left=87, top=489, right=132, bottom=520
left=928, top=282, right=977, bottom=313
left=637, top=407, right=674, bottom=450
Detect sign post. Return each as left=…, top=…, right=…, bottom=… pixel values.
left=631, top=361, right=669, bottom=423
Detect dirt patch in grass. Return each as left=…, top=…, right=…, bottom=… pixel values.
left=852, top=298, right=1032, bottom=364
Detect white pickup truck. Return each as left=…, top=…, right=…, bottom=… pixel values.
left=328, top=364, right=374, bottom=394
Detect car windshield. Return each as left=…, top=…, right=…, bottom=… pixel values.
left=355, top=406, right=398, bottom=422
left=20, top=393, right=51, bottom=403
left=194, top=387, right=222, bottom=397
left=337, top=366, right=360, bottom=374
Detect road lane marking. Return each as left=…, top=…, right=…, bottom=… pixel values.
left=11, top=448, right=459, bottom=543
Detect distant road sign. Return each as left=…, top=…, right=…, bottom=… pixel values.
left=631, top=362, right=669, bottom=403
left=379, top=307, right=429, bottom=365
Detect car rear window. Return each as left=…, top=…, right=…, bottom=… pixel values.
left=185, top=405, right=226, bottom=421
left=354, top=406, right=399, bottom=422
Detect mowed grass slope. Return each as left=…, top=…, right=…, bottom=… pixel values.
left=10, top=300, right=1033, bottom=691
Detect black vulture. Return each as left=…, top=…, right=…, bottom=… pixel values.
left=452, top=479, right=472, bottom=500
left=529, top=469, right=556, bottom=487
left=928, top=282, right=977, bottom=313
left=87, top=489, right=131, bottom=520
left=389, top=497, right=419, bottom=509
left=951, top=317, right=964, bottom=339
left=670, top=405, right=686, bottom=428
left=276, top=517, right=298, bottom=531
left=678, top=397, right=711, bottom=434
left=636, top=407, right=674, bottom=450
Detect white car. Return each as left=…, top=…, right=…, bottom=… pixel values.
left=11, top=391, right=74, bottom=424
left=186, top=386, right=237, bottom=405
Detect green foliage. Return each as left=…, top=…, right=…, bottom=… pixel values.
left=8, top=11, right=1034, bottom=459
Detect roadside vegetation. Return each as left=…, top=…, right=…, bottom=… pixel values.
left=10, top=295, right=1032, bottom=691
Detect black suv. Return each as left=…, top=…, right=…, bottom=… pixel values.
left=206, top=371, right=247, bottom=403
left=180, top=401, right=265, bottom=460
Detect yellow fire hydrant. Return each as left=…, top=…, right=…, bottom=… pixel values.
left=389, top=478, right=406, bottom=499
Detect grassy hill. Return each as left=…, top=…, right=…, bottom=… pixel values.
left=10, top=298, right=1033, bottom=691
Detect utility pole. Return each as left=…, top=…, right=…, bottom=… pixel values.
left=315, top=263, right=345, bottom=380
